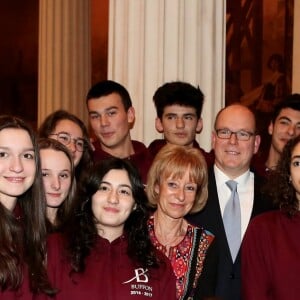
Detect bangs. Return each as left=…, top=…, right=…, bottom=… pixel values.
left=159, top=152, right=205, bottom=184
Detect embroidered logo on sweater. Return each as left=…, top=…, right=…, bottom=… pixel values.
left=123, top=268, right=153, bottom=297
left=123, top=268, right=149, bottom=283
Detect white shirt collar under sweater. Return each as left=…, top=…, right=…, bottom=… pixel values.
left=214, top=165, right=254, bottom=239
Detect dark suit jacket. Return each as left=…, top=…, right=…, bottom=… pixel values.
left=186, top=167, right=274, bottom=300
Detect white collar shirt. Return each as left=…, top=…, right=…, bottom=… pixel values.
left=214, top=165, right=254, bottom=239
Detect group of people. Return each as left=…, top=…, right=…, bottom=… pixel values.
left=0, top=79, right=300, bottom=300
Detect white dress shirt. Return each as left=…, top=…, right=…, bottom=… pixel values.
left=214, top=165, right=254, bottom=239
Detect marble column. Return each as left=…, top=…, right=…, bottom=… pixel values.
left=108, top=0, right=226, bottom=150
left=38, top=0, right=91, bottom=126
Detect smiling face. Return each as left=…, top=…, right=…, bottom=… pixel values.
left=290, top=142, right=300, bottom=203
left=51, top=119, right=84, bottom=167
left=155, top=168, right=197, bottom=219
left=40, top=148, right=72, bottom=212
left=269, top=108, right=300, bottom=155
left=156, top=105, right=203, bottom=148
left=0, top=128, right=36, bottom=211
left=92, top=169, right=135, bottom=240
left=212, top=105, right=261, bottom=178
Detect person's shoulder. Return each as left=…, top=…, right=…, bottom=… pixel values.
left=251, top=151, right=269, bottom=178
left=92, top=143, right=112, bottom=161
left=132, top=140, right=147, bottom=150
left=131, top=140, right=152, bottom=160
left=191, top=140, right=214, bottom=166
left=147, top=139, right=166, bottom=157
left=148, top=139, right=165, bottom=148
left=249, top=210, right=281, bottom=228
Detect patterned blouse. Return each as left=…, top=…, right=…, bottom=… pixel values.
left=148, top=216, right=215, bottom=300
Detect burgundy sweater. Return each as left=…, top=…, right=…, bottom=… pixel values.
left=44, top=233, right=176, bottom=300
left=93, top=140, right=153, bottom=184
left=242, top=210, right=300, bottom=300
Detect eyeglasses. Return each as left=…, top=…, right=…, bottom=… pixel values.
left=49, top=132, right=86, bottom=152
left=215, top=128, right=255, bottom=141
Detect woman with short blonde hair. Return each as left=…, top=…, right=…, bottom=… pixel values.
left=147, top=144, right=217, bottom=299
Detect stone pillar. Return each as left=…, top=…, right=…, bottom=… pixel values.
left=38, top=0, right=91, bottom=126
left=108, top=0, right=226, bottom=150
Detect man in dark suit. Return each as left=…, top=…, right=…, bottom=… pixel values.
left=187, top=104, right=273, bottom=300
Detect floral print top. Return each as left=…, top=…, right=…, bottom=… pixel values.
left=148, top=215, right=215, bottom=299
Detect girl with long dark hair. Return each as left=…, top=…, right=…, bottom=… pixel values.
left=45, top=158, right=176, bottom=299
left=0, top=115, right=54, bottom=298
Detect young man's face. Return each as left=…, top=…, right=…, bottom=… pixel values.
left=87, top=93, right=135, bottom=152
left=155, top=105, right=203, bottom=148
left=269, top=108, right=300, bottom=155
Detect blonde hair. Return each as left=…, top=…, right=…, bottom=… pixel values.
left=146, top=144, right=208, bottom=214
